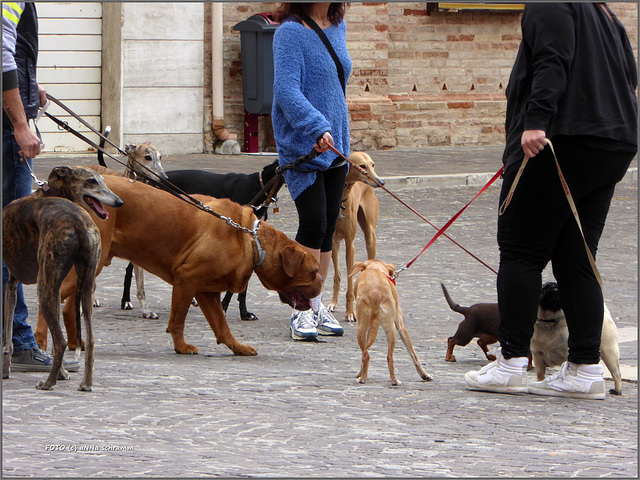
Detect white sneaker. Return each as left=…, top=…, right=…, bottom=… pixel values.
left=529, top=361, right=605, bottom=400
left=314, top=304, right=344, bottom=336
left=464, top=350, right=529, bottom=394
left=290, top=310, right=317, bottom=340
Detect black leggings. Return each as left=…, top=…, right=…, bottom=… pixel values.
left=294, top=165, right=348, bottom=252
left=497, top=136, right=634, bottom=363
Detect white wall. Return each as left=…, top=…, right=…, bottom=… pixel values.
left=36, top=2, right=102, bottom=153
left=120, top=2, right=205, bottom=154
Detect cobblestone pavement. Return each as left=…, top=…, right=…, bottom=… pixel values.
left=3, top=146, right=637, bottom=477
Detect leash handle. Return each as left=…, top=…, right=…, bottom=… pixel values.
left=498, top=139, right=603, bottom=290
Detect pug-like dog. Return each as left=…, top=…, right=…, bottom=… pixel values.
left=530, top=282, right=622, bottom=395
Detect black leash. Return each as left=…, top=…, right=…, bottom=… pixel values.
left=46, top=93, right=126, bottom=155
left=41, top=95, right=262, bottom=239
left=245, top=148, right=321, bottom=209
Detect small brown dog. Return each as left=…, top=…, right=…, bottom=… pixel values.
left=441, top=283, right=499, bottom=362
left=329, top=152, right=383, bottom=322
left=351, top=259, right=432, bottom=385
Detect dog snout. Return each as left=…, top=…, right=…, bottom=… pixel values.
left=110, top=193, right=124, bottom=208
left=155, top=165, right=169, bottom=180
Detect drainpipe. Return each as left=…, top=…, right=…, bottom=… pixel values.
left=211, top=2, right=239, bottom=152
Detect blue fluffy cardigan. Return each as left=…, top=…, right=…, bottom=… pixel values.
left=272, top=19, right=352, bottom=200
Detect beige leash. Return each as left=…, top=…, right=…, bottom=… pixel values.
left=499, top=139, right=604, bottom=290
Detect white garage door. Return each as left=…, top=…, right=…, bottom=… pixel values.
left=36, top=2, right=102, bottom=153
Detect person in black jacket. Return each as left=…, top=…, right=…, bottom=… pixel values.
left=2, top=2, right=79, bottom=373
left=464, top=3, right=637, bottom=400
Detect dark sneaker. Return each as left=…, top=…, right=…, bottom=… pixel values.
left=11, top=347, right=80, bottom=373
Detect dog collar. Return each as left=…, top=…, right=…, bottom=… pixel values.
left=41, top=183, right=63, bottom=198
left=386, top=274, right=396, bottom=285
left=537, top=313, right=565, bottom=323
left=252, top=220, right=266, bottom=267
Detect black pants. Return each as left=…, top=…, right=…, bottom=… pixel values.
left=294, top=164, right=348, bottom=252
left=497, top=136, right=634, bottom=364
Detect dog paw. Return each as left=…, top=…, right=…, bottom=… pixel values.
left=143, top=311, right=159, bottom=320
left=445, top=356, right=456, bottom=362
left=175, top=344, right=199, bottom=354
left=231, top=344, right=258, bottom=356
left=93, top=298, right=102, bottom=308
left=57, top=368, right=70, bottom=381
left=421, top=373, right=433, bottom=382
left=78, top=384, right=92, bottom=392
left=327, top=304, right=337, bottom=313
left=486, top=354, right=497, bottom=362
left=122, top=301, right=134, bottom=311
left=609, top=388, right=622, bottom=396
left=390, top=379, right=401, bottom=386
left=345, top=314, right=356, bottom=322
left=36, top=380, right=54, bottom=390
left=240, top=312, right=259, bottom=321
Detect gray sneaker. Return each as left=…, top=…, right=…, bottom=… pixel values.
left=290, top=310, right=318, bottom=340
left=11, top=347, right=80, bottom=373
left=315, top=304, right=344, bottom=336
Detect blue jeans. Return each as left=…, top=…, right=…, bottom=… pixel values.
left=3, top=126, right=38, bottom=352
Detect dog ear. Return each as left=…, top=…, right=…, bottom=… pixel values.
left=124, top=144, right=136, bottom=155
left=385, top=263, right=396, bottom=277
left=49, top=166, right=72, bottom=182
left=349, top=262, right=366, bottom=278
left=281, top=245, right=305, bottom=278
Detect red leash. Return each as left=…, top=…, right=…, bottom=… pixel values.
left=325, top=144, right=500, bottom=276
left=397, top=167, right=503, bottom=278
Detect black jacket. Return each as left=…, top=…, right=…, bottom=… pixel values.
left=503, top=3, right=638, bottom=167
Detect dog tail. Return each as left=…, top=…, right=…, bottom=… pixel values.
left=441, top=283, right=469, bottom=316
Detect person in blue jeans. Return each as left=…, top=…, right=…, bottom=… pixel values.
left=2, top=2, right=78, bottom=372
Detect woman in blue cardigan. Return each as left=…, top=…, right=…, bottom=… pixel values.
left=272, top=3, right=351, bottom=341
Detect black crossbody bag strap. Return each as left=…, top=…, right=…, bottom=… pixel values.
left=303, top=15, right=346, bottom=96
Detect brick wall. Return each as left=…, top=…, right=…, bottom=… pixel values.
left=205, top=2, right=638, bottom=153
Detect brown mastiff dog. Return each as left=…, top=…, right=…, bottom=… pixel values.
left=36, top=169, right=322, bottom=356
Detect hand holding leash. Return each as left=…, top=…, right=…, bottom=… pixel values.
left=521, top=130, right=547, bottom=159
left=315, top=131, right=334, bottom=152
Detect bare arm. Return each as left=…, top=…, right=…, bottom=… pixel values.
left=3, top=86, right=42, bottom=159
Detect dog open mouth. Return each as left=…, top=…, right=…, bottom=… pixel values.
left=279, top=290, right=312, bottom=310
left=84, top=195, right=109, bottom=220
